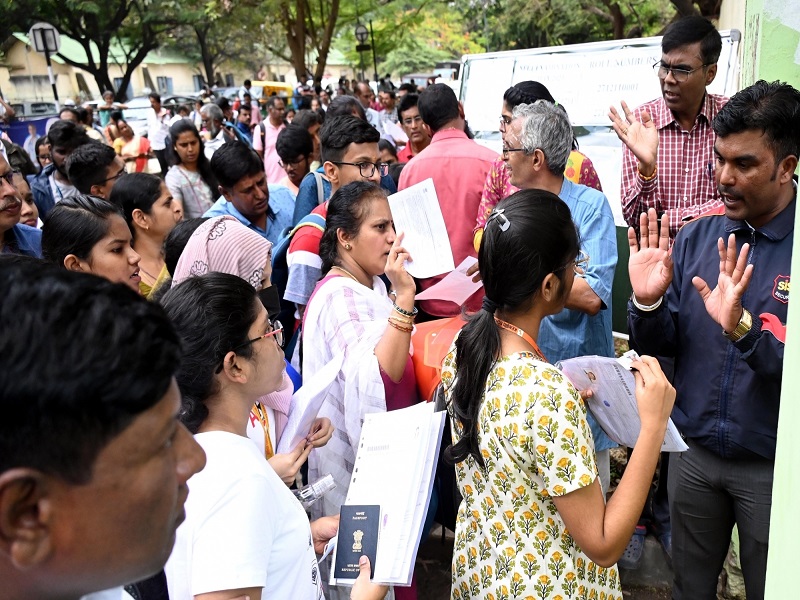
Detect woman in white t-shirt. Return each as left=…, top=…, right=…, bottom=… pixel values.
left=161, top=273, right=387, bottom=600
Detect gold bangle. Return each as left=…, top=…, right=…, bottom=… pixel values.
left=389, top=314, right=414, bottom=325
left=387, top=318, right=413, bottom=333
left=637, top=164, right=658, bottom=181
left=723, top=309, right=752, bottom=341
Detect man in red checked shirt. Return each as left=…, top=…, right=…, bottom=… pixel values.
left=609, top=16, right=727, bottom=239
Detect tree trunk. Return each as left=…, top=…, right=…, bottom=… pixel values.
left=195, top=26, right=215, bottom=87
left=313, top=0, right=340, bottom=82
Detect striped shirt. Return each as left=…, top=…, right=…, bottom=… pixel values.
left=621, top=93, right=728, bottom=238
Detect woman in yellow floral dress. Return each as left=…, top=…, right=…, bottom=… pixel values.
left=442, top=189, right=675, bottom=600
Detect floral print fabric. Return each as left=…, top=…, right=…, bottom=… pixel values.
left=442, top=349, right=622, bottom=600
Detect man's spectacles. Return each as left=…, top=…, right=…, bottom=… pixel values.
left=501, top=146, right=526, bottom=159
left=278, top=156, right=307, bottom=168
left=332, top=162, right=389, bottom=178
left=402, top=116, right=423, bottom=126
left=653, top=61, right=710, bottom=82
left=98, top=167, right=126, bottom=185
left=0, top=169, right=20, bottom=187
left=558, top=250, right=590, bottom=275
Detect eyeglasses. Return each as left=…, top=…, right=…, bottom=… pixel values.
left=332, top=162, right=389, bottom=178
left=560, top=250, right=590, bottom=275
left=278, top=156, right=307, bottom=168
left=402, top=115, right=423, bottom=126
left=0, top=169, right=20, bottom=187
left=214, top=320, right=284, bottom=374
left=38, top=154, right=52, bottom=161
left=653, top=61, right=710, bottom=82
left=234, top=320, right=285, bottom=351
left=98, top=167, right=126, bottom=185
left=501, top=146, right=526, bottom=159
left=499, top=115, right=512, bottom=132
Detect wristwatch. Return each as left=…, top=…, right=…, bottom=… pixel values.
left=723, top=309, right=752, bottom=341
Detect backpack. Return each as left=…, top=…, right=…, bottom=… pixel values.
left=270, top=208, right=327, bottom=354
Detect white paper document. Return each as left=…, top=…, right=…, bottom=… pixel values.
left=382, top=120, right=409, bottom=144
left=387, top=179, right=455, bottom=279
left=276, top=355, right=343, bottom=454
left=558, top=351, right=688, bottom=452
left=330, top=402, right=445, bottom=587
left=415, top=256, right=483, bottom=304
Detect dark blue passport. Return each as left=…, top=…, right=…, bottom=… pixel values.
left=334, top=504, right=380, bottom=580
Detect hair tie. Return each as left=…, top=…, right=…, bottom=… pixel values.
left=482, top=296, right=499, bottom=314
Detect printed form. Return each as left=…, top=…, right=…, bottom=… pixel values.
left=558, top=351, right=688, bottom=452
left=331, top=402, right=444, bottom=586
left=387, top=179, right=454, bottom=279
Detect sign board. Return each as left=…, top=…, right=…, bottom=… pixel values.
left=460, top=31, right=740, bottom=132
left=459, top=31, right=741, bottom=227
left=28, top=22, right=61, bottom=55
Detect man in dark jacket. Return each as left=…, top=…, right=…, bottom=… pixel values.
left=30, top=120, right=90, bottom=219
left=627, top=80, right=798, bottom=600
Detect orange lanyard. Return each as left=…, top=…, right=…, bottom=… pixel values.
left=494, top=317, right=547, bottom=362
left=252, top=402, right=275, bottom=459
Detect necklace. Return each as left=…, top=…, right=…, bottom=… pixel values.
left=494, top=317, right=547, bottom=361
left=330, top=265, right=361, bottom=284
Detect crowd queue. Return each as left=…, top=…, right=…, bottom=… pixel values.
left=0, top=15, right=797, bottom=600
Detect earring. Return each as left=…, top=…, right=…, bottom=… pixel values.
left=345, top=243, right=351, bottom=250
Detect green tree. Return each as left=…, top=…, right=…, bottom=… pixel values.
left=258, top=0, right=345, bottom=82
left=165, top=0, right=261, bottom=87
left=7, top=0, right=185, bottom=100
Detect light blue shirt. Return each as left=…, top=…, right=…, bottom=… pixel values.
left=203, top=183, right=295, bottom=245
left=538, top=178, right=618, bottom=451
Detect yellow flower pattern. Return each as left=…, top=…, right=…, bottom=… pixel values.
left=443, top=349, right=622, bottom=600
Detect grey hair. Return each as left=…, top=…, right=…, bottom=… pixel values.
left=200, top=103, right=223, bottom=122
left=511, top=100, right=572, bottom=176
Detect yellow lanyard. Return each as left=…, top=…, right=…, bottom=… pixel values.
left=252, top=402, right=275, bottom=459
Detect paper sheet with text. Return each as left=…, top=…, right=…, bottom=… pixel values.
left=387, top=179, right=454, bottom=279
left=558, top=351, right=687, bottom=452
left=331, top=402, right=444, bottom=586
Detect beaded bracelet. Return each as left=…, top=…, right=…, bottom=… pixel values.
left=392, top=302, right=418, bottom=317
left=387, top=318, right=413, bottom=333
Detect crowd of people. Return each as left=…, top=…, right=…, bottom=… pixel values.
left=0, top=14, right=796, bottom=600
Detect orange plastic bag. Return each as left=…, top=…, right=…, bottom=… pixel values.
left=410, top=316, right=466, bottom=401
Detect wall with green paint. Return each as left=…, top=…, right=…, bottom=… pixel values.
left=747, top=0, right=800, bottom=596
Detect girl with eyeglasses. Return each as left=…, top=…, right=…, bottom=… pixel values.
left=444, top=190, right=675, bottom=600
left=111, top=172, right=182, bottom=298
left=171, top=215, right=334, bottom=483
left=161, top=273, right=387, bottom=600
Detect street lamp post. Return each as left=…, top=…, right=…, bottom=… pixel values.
left=355, top=24, right=369, bottom=82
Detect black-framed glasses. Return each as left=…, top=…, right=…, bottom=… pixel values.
left=499, top=114, right=512, bottom=132
left=501, top=146, right=526, bottom=159
left=38, top=154, right=52, bottom=161
left=234, top=320, right=285, bottom=352
left=0, top=169, right=20, bottom=187
left=331, top=161, right=389, bottom=178
left=278, top=156, right=307, bottom=168
left=98, top=167, right=126, bottom=185
left=653, top=61, right=710, bottom=82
